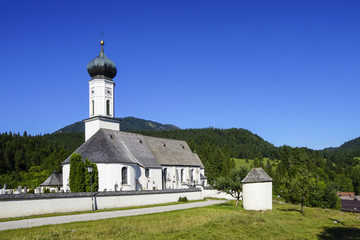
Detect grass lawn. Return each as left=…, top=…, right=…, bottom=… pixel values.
left=2, top=200, right=360, bottom=239
left=233, top=158, right=278, bottom=170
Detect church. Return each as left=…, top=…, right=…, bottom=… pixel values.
left=61, top=41, right=207, bottom=191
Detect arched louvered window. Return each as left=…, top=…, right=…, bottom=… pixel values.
left=91, top=100, right=95, bottom=116
left=106, top=100, right=110, bottom=116
left=190, top=169, right=194, bottom=183
left=181, top=169, right=184, bottom=182
left=122, top=167, right=128, bottom=184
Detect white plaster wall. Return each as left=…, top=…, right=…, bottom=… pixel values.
left=162, top=167, right=201, bottom=189
left=63, top=163, right=163, bottom=192
left=200, top=168, right=208, bottom=186
left=194, top=167, right=201, bottom=185
left=98, top=119, right=119, bottom=131
left=242, top=182, right=272, bottom=210
left=186, top=167, right=201, bottom=185
left=62, top=164, right=70, bottom=191
left=137, top=167, right=162, bottom=190
left=0, top=191, right=203, bottom=218
left=163, top=167, right=175, bottom=189
left=175, top=167, right=189, bottom=188
left=84, top=118, right=120, bottom=141
left=97, top=163, right=137, bottom=191
left=149, top=168, right=162, bottom=190
left=96, top=191, right=201, bottom=210
left=89, top=78, right=115, bottom=118
left=202, top=189, right=237, bottom=200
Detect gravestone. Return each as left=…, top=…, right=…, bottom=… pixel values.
left=35, top=187, right=42, bottom=194
left=24, top=186, right=28, bottom=194
left=18, top=186, right=22, bottom=194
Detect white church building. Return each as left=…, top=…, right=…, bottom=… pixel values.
left=62, top=41, right=207, bottom=191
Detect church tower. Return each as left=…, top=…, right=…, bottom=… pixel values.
left=84, top=40, right=120, bottom=141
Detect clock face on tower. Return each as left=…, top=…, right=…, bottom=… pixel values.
left=91, top=89, right=95, bottom=96
left=106, top=89, right=112, bottom=96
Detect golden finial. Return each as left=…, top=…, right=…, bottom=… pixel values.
left=100, top=32, right=104, bottom=45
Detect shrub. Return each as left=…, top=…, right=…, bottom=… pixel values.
left=178, top=197, right=188, bottom=202
left=69, top=153, right=85, bottom=192
left=44, top=188, right=50, bottom=193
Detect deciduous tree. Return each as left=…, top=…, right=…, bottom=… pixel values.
left=283, top=168, right=316, bottom=214
left=215, top=167, right=248, bottom=206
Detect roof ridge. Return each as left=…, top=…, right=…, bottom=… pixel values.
left=143, top=135, right=187, bottom=144
left=241, top=167, right=273, bottom=183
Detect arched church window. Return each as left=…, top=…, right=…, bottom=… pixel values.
left=122, top=167, right=128, bottom=184
left=91, top=100, right=95, bottom=116
left=145, top=168, right=150, bottom=178
left=106, top=100, right=110, bottom=116
left=190, top=169, right=194, bottom=183
left=164, top=168, right=168, bottom=179
left=162, top=168, right=168, bottom=190
left=181, top=169, right=184, bottom=182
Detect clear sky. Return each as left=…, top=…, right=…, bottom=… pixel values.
left=1, top=0, right=359, bottom=150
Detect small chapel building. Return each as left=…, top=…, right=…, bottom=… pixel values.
left=241, top=168, right=273, bottom=210
left=62, top=41, right=207, bottom=191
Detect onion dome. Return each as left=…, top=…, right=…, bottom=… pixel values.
left=87, top=40, right=117, bottom=79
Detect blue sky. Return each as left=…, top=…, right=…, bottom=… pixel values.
left=1, top=1, right=359, bottom=150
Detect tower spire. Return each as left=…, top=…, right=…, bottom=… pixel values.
left=84, top=40, right=120, bottom=141
left=100, top=33, right=104, bottom=54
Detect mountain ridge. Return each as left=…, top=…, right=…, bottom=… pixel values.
left=327, top=136, right=360, bottom=153
left=53, top=116, right=180, bottom=134
left=53, top=117, right=360, bottom=153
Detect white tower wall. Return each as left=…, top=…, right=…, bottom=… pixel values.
left=84, top=117, right=120, bottom=141
left=89, top=77, right=115, bottom=118
left=85, top=76, right=120, bottom=141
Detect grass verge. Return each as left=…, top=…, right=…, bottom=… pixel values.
left=0, top=199, right=205, bottom=223
left=1, top=200, right=359, bottom=239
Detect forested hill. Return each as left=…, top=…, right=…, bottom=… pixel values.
left=54, top=116, right=180, bottom=134
left=46, top=128, right=279, bottom=160
left=328, top=137, right=360, bottom=154
left=0, top=127, right=278, bottom=188
left=133, top=128, right=279, bottom=160
left=2, top=116, right=360, bottom=190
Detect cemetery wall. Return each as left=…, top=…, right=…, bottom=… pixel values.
left=0, top=189, right=202, bottom=218
left=202, top=188, right=237, bottom=200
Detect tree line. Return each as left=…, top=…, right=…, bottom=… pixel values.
left=1, top=127, right=360, bottom=210
left=0, top=131, right=71, bottom=188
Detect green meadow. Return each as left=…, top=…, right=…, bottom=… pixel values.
left=2, top=200, right=359, bottom=240
left=233, top=158, right=278, bottom=170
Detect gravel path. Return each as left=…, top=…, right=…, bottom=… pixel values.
left=0, top=199, right=226, bottom=231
